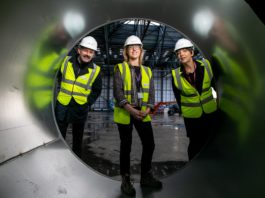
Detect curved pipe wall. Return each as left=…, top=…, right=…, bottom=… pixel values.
left=0, top=0, right=264, bottom=197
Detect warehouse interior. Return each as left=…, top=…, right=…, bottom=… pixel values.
left=63, top=19, right=192, bottom=180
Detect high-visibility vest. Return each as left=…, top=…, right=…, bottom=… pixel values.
left=212, top=46, right=253, bottom=137
left=172, top=59, right=217, bottom=118
left=26, top=46, right=67, bottom=109
left=114, top=61, right=152, bottom=124
left=57, top=56, right=101, bottom=105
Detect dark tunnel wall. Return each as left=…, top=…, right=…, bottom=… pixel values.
left=0, top=0, right=265, bottom=197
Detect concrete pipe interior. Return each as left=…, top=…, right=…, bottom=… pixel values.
left=0, top=0, right=265, bottom=197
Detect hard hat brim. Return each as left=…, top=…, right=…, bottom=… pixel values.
left=79, top=45, right=97, bottom=52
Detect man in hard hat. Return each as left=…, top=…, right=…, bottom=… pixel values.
left=171, top=38, right=218, bottom=160
left=55, top=36, right=102, bottom=158
left=114, top=35, right=162, bottom=196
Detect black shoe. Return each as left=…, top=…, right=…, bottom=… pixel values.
left=140, top=172, right=163, bottom=189
left=121, top=175, right=136, bottom=196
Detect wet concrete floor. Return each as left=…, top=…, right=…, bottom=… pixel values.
left=65, top=111, right=189, bottom=181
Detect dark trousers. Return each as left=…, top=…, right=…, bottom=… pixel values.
left=56, top=120, right=85, bottom=157
left=55, top=100, right=88, bottom=157
left=184, top=111, right=218, bottom=160
left=117, top=117, right=155, bottom=176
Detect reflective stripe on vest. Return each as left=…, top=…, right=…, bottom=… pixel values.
left=57, top=56, right=100, bottom=105
left=172, top=59, right=217, bottom=118
left=114, top=61, right=152, bottom=124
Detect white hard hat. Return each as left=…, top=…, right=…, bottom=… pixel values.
left=174, top=38, right=194, bottom=51
left=79, top=36, right=98, bottom=51
left=63, top=11, right=85, bottom=38
left=124, top=35, right=143, bottom=47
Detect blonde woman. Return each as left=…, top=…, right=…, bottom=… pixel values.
left=113, top=35, right=162, bottom=196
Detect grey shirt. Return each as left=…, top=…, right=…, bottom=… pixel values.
left=113, top=63, right=155, bottom=109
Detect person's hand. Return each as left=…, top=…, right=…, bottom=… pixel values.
left=124, top=104, right=144, bottom=120
left=139, top=108, right=150, bottom=118
left=130, top=108, right=144, bottom=120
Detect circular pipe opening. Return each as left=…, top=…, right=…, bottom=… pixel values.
left=54, top=18, right=217, bottom=181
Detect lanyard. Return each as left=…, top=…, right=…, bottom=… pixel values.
left=185, top=62, right=197, bottom=87
left=135, top=69, right=141, bottom=82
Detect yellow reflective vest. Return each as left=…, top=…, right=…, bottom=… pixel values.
left=57, top=56, right=101, bottom=105
left=212, top=46, right=253, bottom=137
left=25, top=23, right=71, bottom=110
left=172, top=59, right=217, bottom=118
left=114, top=61, right=152, bottom=124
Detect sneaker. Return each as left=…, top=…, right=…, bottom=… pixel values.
left=140, top=172, right=163, bottom=189
left=121, top=175, right=136, bottom=196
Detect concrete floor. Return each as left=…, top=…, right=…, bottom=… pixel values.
left=65, top=111, right=189, bottom=181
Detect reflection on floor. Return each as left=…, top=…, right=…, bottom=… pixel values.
left=65, top=111, right=189, bottom=181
